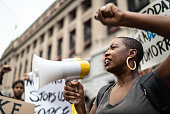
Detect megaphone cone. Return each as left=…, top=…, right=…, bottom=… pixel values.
left=32, top=54, right=90, bottom=90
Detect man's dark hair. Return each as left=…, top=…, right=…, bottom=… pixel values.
left=12, top=80, right=24, bottom=89
left=118, top=37, right=144, bottom=68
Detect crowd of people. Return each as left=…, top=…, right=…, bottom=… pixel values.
left=0, top=2, right=170, bottom=114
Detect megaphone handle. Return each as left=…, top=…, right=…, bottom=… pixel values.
left=69, top=99, right=77, bottom=104
left=68, top=79, right=77, bottom=104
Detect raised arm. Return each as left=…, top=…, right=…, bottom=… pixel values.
left=95, top=3, right=170, bottom=38
left=95, top=3, right=170, bottom=87
left=0, top=65, right=11, bottom=85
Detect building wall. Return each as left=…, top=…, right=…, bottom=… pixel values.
left=0, top=0, right=154, bottom=99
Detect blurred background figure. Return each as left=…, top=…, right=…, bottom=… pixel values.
left=11, top=80, right=24, bottom=101
left=0, top=65, right=11, bottom=96
left=0, top=65, right=11, bottom=85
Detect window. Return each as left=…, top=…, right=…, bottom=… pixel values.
left=24, top=60, right=28, bottom=73
left=18, top=63, right=22, bottom=78
left=69, top=8, right=76, bottom=21
left=107, top=26, right=119, bottom=35
left=57, top=38, right=63, bottom=57
left=105, top=0, right=117, bottom=5
left=8, top=59, right=10, bottom=64
left=27, top=45, right=30, bottom=53
left=16, top=54, right=19, bottom=61
left=39, top=50, right=43, bottom=57
left=48, top=45, right=52, bottom=60
left=84, top=19, right=91, bottom=50
left=40, top=34, right=44, bottom=43
left=69, top=30, right=75, bottom=57
left=128, top=0, right=149, bottom=12
left=70, top=30, right=75, bottom=50
left=82, top=0, right=91, bottom=11
left=48, top=26, right=54, bottom=37
left=33, top=40, right=37, bottom=48
left=57, top=38, right=62, bottom=60
left=58, top=18, right=64, bottom=29
left=21, top=50, right=24, bottom=57
left=13, top=67, right=16, bottom=81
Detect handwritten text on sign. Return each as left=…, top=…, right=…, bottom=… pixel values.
left=131, top=0, right=170, bottom=70
left=0, top=96, right=35, bottom=114
left=25, top=79, right=72, bottom=114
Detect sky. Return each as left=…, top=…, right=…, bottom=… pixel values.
left=0, top=0, right=56, bottom=58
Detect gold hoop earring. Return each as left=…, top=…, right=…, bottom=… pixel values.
left=126, top=57, right=136, bottom=70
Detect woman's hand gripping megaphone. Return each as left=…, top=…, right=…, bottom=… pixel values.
left=63, top=80, right=85, bottom=105
left=63, top=57, right=90, bottom=104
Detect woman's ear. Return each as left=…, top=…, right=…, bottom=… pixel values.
left=129, top=49, right=137, bottom=58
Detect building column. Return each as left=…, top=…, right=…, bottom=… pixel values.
left=76, top=5, right=83, bottom=55
left=51, top=25, right=58, bottom=60
left=92, top=0, right=107, bottom=50
left=63, top=16, right=69, bottom=58
left=10, top=54, right=16, bottom=81
left=43, top=32, right=48, bottom=59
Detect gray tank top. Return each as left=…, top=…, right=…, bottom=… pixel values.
left=94, top=72, right=160, bottom=114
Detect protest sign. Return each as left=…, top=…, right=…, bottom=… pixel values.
left=25, top=79, right=76, bottom=114
left=0, top=95, right=35, bottom=114
left=130, top=0, right=170, bottom=70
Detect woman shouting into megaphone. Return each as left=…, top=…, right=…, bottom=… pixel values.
left=63, top=3, right=170, bottom=114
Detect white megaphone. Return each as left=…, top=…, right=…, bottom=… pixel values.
left=31, top=54, right=90, bottom=90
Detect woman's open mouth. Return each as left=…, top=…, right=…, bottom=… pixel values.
left=104, top=58, right=112, bottom=66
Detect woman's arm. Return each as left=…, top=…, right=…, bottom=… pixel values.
left=95, top=3, right=170, bottom=38
left=122, top=12, right=170, bottom=38
left=95, top=3, right=170, bottom=87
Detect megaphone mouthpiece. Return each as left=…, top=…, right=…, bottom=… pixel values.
left=79, top=61, right=90, bottom=79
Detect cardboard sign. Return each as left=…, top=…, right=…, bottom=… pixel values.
left=130, top=0, right=170, bottom=70
left=0, top=96, right=35, bottom=114
left=25, top=79, right=73, bottom=114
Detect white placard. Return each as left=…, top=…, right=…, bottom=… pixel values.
left=130, top=0, right=170, bottom=70
left=25, top=79, right=72, bottom=114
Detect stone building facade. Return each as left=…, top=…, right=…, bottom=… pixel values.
left=0, top=0, right=154, bottom=101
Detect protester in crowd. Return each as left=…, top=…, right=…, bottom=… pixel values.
left=0, top=65, right=11, bottom=96
left=63, top=3, right=170, bottom=114
left=11, top=80, right=24, bottom=101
